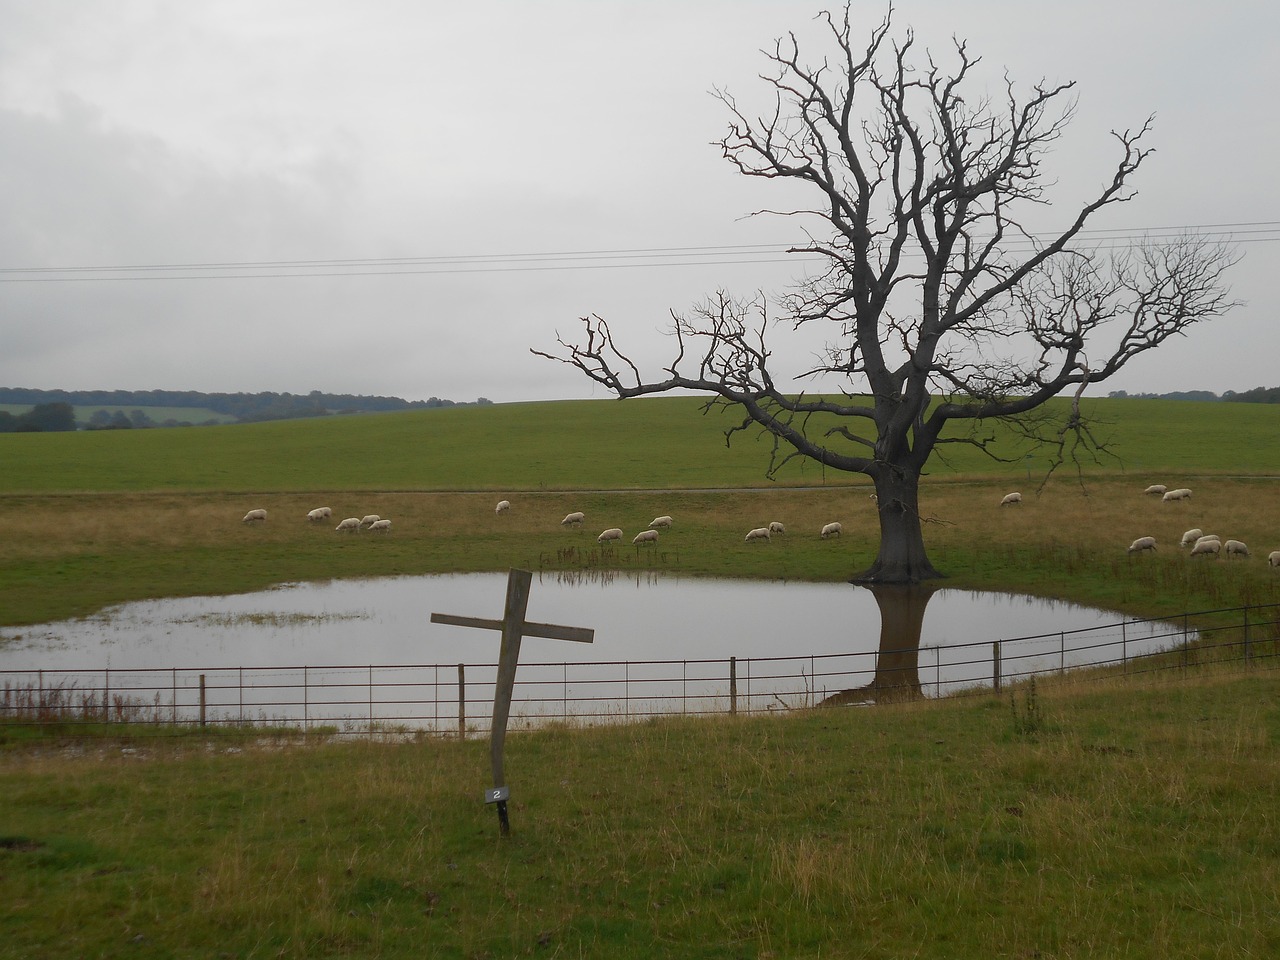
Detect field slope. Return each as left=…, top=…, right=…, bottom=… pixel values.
left=3, top=394, right=1278, bottom=494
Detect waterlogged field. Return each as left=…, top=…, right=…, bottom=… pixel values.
left=2, top=398, right=1280, bottom=957
left=0, top=395, right=1278, bottom=627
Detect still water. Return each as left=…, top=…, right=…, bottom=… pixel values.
left=0, top=571, right=1178, bottom=672
left=0, top=574, right=1186, bottom=726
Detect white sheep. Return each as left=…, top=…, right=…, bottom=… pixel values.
left=1190, top=538, right=1221, bottom=558
left=1000, top=492, right=1022, bottom=506
left=1224, top=539, right=1250, bottom=559
left=633, top=529, right=659, bottom=545
left=1144, top=484, right=1168, bottom=496
left=1179, top=528, right=1203, bottom=547
left=335, top=517, right=362, bottom=532
left=306, top=507, right=332, bottom=522
left=820, top=522, right=842, bottom=539
left=768, top=521, right=786, bottom=535
left=745, top=527, right=771, bottom=542
left=562, top=511, right=585, bottom=526
left=649, top=516, right=673, bottom=529
left=597, top=527, right=623, bottom=543
left=242, top=509, right=267, bottom=523
left=495, top=500, right=511, bottom=514
left=1127, top=536, right=1157, bottom=554
left=1269, top=550, right=1280, bottom=568
left=368, top=519, right=392, bottom=532
left=1161, top=488, right=1192, bottom=502
left=359, top=515, right=381, bottom=527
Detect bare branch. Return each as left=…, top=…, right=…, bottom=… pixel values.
left=534, top=3, right=1238, bottom=584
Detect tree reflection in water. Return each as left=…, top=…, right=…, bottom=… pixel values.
left=822, top=583, right=938, bottom=705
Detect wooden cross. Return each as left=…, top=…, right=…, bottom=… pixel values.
left=430, top=568, right=594, bottom=836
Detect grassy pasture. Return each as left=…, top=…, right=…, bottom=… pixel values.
left=3, top=672, right=1279, bottom=957
left=2, top=394, right=1278, bottom=494
left=0, top=397, right=1277, bottom=627
left=2, top=398, right=1280, bottom=957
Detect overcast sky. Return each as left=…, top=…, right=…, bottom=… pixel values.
left=2, top=1, right=1276, bottom=404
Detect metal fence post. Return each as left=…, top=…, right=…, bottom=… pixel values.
left=1243, top=605, right=1251, bottom=666
left=104, top=668, right=111, bottom=724
left=729, top=657, right=737, bottom=715
left=457, top=663, right=465, bottom=739
left=199, top=674, right=206, bottom=728
left=992, top=641, right=1002, bottom=693
left=1122, top=620, right=1128, bottom=676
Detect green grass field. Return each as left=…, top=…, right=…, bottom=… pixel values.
left=0, top=395, right=1278, bottom=627
left=3, top=395, right=1280, bottom=957
left=3, top=395, right=1277, bottom=494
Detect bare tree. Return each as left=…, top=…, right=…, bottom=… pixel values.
left=534, top=6, right=1238, bottom=584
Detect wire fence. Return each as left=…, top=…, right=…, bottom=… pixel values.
left=3, top=601, right=1278, bottom=738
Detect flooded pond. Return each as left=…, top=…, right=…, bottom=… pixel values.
left=0, top=573, right=1187, bottom=731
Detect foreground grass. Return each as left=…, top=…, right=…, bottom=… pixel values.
left=3, top=669, right=1279, bottom=958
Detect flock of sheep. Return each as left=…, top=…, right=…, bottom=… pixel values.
left=999, top=484, right=1280, bottom=568
left=243, top=484, right=1278, bottom=570
left=495, top=499, right=845, bottom=545
left=241, top=506, right=392, bottom=532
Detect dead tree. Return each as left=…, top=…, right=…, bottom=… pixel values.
left=534, top=6, right=1238, bottom=583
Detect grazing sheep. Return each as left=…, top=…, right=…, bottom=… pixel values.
left=820, top=522, right=842, bottom=539
left=306, top=507, right=333, bottom=522
left=242, top=509, right=267, bottom=523
left=335, top=517, right=362, bottom=532
left=633, top=529, right=659, bottom=545
left=562, top=511, right=585, bottom=526
left=768, top=521, right=786, bottom=535
left=1144, top=484, right=1168, bottom=496
left=1269, top=551, right=1280, bottom=568
left=745, top=527, right=771, bottom=542
left=1000, top=492, right=1022, bottom=506
left=495, top=500, right=511, bottom=514
left=1179, top=528, right=1204, bottom=547
left=1224, top=539, right=1250, bottom=558
left=1127, top=536, right=1157, bottom=554
left=649, top=516, right=673, bottom=529
left=368, top=519, right=392, bottom=532
left=597, top=527, right=623, bottom=543
left=1190, top=538, right=1221, bottom=558
left=359, top=515, right=381, bottom=527
left=1162, top=488, right=1192, bottom=502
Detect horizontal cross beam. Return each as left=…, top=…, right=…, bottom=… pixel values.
left=429, top=612, right=594, bottom=644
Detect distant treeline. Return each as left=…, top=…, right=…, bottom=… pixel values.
left=1108, top=387, right=1280, bottom=404
left=0, top=388, right=494, bottom=431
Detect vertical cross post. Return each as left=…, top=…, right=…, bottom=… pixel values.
left=431, top=569, right=594, bottom=836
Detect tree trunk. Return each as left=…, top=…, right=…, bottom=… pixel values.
left=853, top=467, right=944, bottom=584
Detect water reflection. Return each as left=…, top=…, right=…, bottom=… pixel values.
left=0, top=573, right=1178, bottom=671
left=822, top=583, right=938, bottom=704
left=0, top=574, right=1186, bottom=724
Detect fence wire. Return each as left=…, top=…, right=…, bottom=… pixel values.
left=3, top=602, right=1277, bottom=738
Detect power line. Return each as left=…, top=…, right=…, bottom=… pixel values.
left=0, top=221, right=1274, bottom=283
